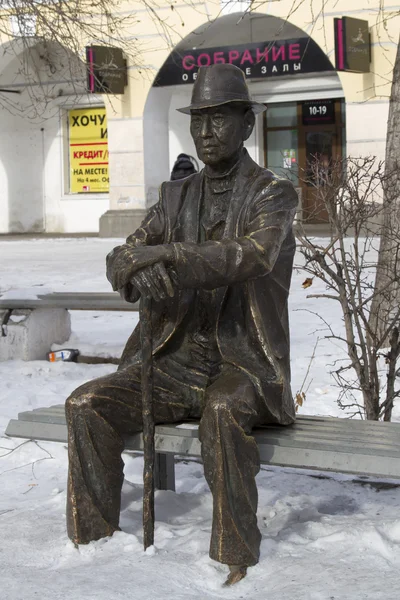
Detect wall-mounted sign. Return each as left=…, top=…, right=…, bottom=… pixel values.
left=86, top=46, right=127, bottom=94
left=334, top=17, right=370, bottom=73
left=154, top=37, right=334, bottom=86
left=68, top=107, right=109, bottom=194
left=302, top=100, right=336, bottom=126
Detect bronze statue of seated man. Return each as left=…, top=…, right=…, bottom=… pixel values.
left=65, top=63, right=298, bottom=586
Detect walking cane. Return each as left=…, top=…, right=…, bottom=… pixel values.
left=140, top=295, right=155, bottom=550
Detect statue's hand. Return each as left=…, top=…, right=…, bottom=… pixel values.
left=118, top=283, right=140, bottom=304
left=108, top=245, right=174, bottom=291
left=130, top=262, right=175, bottom=302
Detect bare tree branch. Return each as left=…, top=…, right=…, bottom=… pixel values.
left=296, top=155, right=400, bottom=421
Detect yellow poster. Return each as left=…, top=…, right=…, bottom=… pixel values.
left=69, top=107, right=109, bottom=193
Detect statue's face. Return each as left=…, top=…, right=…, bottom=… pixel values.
left=190, top=104, right=253, bottom=167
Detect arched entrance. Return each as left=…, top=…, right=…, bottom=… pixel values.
left=143, top=11, right=345, bottom=222
left=0, top=39, right=102, bottom=233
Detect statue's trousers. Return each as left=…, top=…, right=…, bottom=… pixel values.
left=65, top=364, right=270, bottom=566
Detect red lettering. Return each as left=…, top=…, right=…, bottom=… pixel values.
left=182, top=55, right=195, bottom=70
left=256, top=47, right=269, bottom=64
left=240, top=49, right=254, bottom=65
left=289, top=43, right=300, bottom=60
left=228, top=50, right=240, bottom=64
left=197, top=53, right=211, bottom=67
left=272, top=46, right=286, bottom=62
left=213, top=51, right=226, bottom=64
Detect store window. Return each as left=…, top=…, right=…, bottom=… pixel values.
left=264, top=99, right=345, bottom=223
left=68, top=107, right=109, bottom=194
left=264, top=102, right=299, bottom=187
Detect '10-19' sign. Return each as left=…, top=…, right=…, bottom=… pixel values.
left=302, top=100, right=336, bottom=125
left=154, top=37, right=334, bottom=86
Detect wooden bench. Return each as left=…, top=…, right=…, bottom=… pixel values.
left=6, top=405, right=400, bottom=490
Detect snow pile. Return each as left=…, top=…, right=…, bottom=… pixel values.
left=1, top=238, right=400, bottom=599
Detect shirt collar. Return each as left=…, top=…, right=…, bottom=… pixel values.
left=204, top=155, right=241, bottom=194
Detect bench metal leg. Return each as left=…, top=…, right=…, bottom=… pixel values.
left=155, top=453, right=176, bottom=491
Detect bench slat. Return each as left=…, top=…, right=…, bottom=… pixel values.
left=21, top=405, right=400, bottom=431
left=0, top=292, right=139, bottom=312
left=15, top=409, right=400, bottom=452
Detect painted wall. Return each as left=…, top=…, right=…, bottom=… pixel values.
left=0, top=40, right=110, bottom=233
left=0, top=1, right=397, bottom=233
left=0, top=114, right=45, bottom=233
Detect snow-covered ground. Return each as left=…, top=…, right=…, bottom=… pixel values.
left=1, top=237, right=399, bottom=599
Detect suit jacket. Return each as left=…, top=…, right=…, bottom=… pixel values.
left=107, top=150, right=298, bottom=425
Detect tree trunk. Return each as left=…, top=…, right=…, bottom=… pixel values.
left=369, top=35, right=400, bottom=344
left=364, top=392, right=380, bottom=421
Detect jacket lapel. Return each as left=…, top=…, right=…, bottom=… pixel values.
left=153, top=173, right=203, bottom=354
left=213, top=150, right=262, bottom=310
left=224, top=149, right=261, bottom=238
left=170, top=172, right=203, bottom=243
left=175, top=173, right=203, bottom=321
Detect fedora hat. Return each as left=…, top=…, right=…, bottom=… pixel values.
left=177, top=63, right=266, bottom=115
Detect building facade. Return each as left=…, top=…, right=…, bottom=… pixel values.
left=0, top=0, right=397, bottom=235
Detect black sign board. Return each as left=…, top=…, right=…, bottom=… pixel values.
left=334, top=17, right=370, bottom=73
left=302, top=100, right=336, bottom=126
left=86, top=46, right=127, bottom=94
left=154, top=36, right=334, bottom=87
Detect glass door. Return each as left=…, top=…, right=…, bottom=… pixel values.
left=263, top=99, right=345, bottom=224
left=263, top=102, right=299, bottom=188
left=298, top=100, right=343, bottom=223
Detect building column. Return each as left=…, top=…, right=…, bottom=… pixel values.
left=99, top=112, right=149, bottom=237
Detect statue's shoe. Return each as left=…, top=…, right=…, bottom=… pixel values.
left=223, top=565, right=247, bottom=586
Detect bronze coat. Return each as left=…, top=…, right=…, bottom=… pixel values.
left=108, top=150, right=298, bottom=425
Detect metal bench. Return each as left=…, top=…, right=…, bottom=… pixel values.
left=6, top=405, right=400, bottom=490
